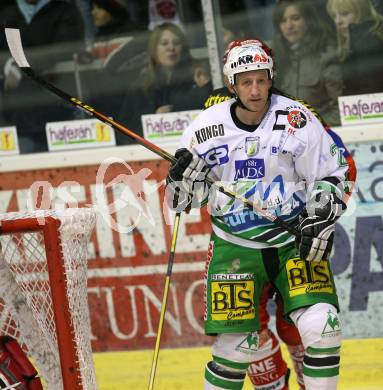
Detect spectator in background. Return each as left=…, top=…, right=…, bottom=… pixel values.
left=193, top=58, right=212, bottom=90
left=0, top=0, right=84, bottom=153
left=89, top=0, right=148, bottom=69
left=91, top=0, right=136, bottom=38
left=327, top=0, right=383, bottom=96
left=85, top=0, right=146, bottom=127
left=272, top=0, right=343, bottom=126
left=89, top=0, right=141, bottom=63
left=140, top=23, right=211, bottom=114
left=117, top=22, right=212, bottom=145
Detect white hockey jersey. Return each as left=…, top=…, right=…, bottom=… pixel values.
left=179, top=93, right=350, bottom=249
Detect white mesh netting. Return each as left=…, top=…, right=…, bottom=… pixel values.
left=0, top=208, right=97, bottom=390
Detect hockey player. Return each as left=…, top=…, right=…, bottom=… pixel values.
left=202, top=42, right=306, bottom=390
left=167, top=39, right=356, bottom=390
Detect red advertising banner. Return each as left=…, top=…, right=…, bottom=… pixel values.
left=0, top=158, right=212, bottom=352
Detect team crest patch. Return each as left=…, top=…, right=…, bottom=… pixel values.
left=245, top=136, right=260, bottom=156
left=287, top=110, right=307, bottom=129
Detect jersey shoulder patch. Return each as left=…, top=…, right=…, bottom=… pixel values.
left=271, top=94, right=323, bottom=132
left=274, top=92, right=326, bottom=126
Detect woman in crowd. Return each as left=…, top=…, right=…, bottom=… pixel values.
left=117, top=22, right=212, bottom=144
left=327, top=0, right=383, bottom=96
left=84, top=1, right=140, bottom=127
left=0, top=0, right=84, bottom=153
left=272, top=0, right=343, bottom=126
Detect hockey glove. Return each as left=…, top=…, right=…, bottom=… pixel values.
left=297, top=191, right=347, bottom=262
left=166, top=148, right=211, bottom=211
left=0, top=336, right=43, bottom=390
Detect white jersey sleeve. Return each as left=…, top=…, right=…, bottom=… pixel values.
left=293, top=112, right=348, bottom=197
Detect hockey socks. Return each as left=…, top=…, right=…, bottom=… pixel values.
left=247, top=330, right=290, bottom=390
left=204, top=360, right=246, bottom=389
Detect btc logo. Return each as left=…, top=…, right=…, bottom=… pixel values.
left=286, top=257, right=333, bottom=296
left=211, top=280, right=255, bottom=321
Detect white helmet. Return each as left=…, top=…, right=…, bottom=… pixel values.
left=223, top=39, right=274, bottom=85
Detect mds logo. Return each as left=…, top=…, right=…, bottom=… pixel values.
left=234, top=159, right=265, bottom=180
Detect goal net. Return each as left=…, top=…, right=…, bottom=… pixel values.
left=0, top=208, right=97, bottom=390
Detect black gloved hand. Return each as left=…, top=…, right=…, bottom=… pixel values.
left=168, top=148, right=194, bottom=182
left=168, top=148, right=211, bottom=190
left=297, top=191, right=346, bottom=262
left=166, top=148, right=211, bottom=211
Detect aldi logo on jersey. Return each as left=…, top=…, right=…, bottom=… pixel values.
left=234, top=159, right=265, bottom=180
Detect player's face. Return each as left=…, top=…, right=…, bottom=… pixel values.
left=279, top=5, right=307, bottom=45
left=155, top=29, right=183, bottom=68
left=234, top=70, right=272, bottom=112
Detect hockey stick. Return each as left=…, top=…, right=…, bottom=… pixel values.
left=148, top=212, right=181, bottom=390
left=4, top=28, right=298, bottom=237
left=1, top=384, right=21, bottom=390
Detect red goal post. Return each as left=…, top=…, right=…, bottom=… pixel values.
left=0, top=208, right=97, bottom=389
